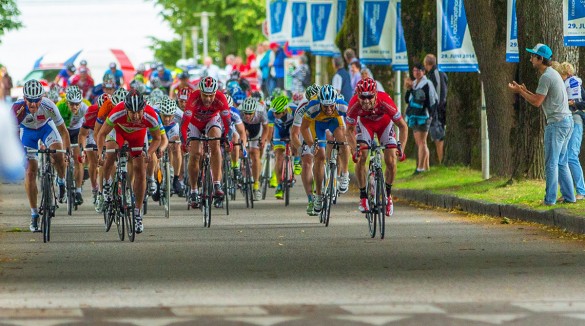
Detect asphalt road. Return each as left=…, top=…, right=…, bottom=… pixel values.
left=1, top=182, right=585, bottom=325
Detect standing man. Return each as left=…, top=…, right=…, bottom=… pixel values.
left=508, top=43, right=575, bottom=206
left=202, top=56, right=221, bottom=80
left=331, top=57, right=353, bottom=103
left=424, top=54, right=448, bottom=164
left=269, top=43, right=286, bottom=92
left=104, top=63, right=124, bottom=88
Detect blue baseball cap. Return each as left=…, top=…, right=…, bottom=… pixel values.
left=526, top=43, right=552, bottom=59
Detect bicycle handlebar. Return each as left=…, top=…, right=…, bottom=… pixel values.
left=27, top=149, right=67, bottom=154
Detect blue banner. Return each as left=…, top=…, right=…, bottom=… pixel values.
left=393, top=0, right=409, bottom=71
left=337, top=0, right=347, bottom=32
left=437, top=0, right=479, bottom=72
left=310, top=0, right=340, bottom=56
left=506, top=0, right=518, bottom=62
left=359, top=0, right=394, bottom=65
left=564, top=0, right=585, bottom=46
left=289, top=1, right=312, bottom=51
left=266, top=0, right=292, bottom=44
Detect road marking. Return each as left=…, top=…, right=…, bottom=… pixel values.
left=224, top=316, right=303, bottom=326
left=340, top=304, right=445, bottom=314
left=512, top=301, right=585, bottom=312
left=450, top=314, right=528, bottom=325
left=171, top=305, right=268, bottom=316
left=1, top=320, right=75, bottom=326
left=564, top=314, right=585, bottom=320
left=107, top=318, right=194, bottom=326
left=333, top=315, right=410, bottom=325
left=0, top=308, right=83, bottom=318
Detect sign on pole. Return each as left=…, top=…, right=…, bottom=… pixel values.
left=437, top=0, right=479, bottom=72
left=266, top=0, right=292, bottom=45
left=359, top=0, right=395, bottom=65
left=289, top=1, right=312, bottom=51
left=392, top=0, right=409, bottom=71
left=310, top=0, right=341, bottom=57
left=337, top=0, right=347, bottom=32
left=563, top=0, right=585, bottom=46
left=506, top=0, right=519, bottom=62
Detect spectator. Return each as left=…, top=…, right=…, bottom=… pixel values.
left=269, top=42, right=286, bottom=91
left=344, top=48, right=361, bottom=89
left=1, top=66, right=13, bottom=102
left=241, top=46, right=258, bottom=79
left=424, top=54, right=448, bottom=164
left=255, top=42, right=267, bottom=94
left=360, top=69, right=384, bottom=92
left=70, top=67, right=95, bottom=100
left=202, top=56, right=221, bottom=80
left=554, top=62, right=585, bottom=201
left=224, top=54, right=235, bottom=76
left=103, top=62, right=124, bottom=88
left=234, top=56, right=246, bottom=73
left=331, top=56, right=353, bottom=102
left=259, top=41, right=274, bottom=96
left=350, top=61, right=362, bottom=89
left=508, top=43, right=575, bottom=205
left=404, top=62, right=438, bottom=175
left=291, top=55, right=311, bottom=94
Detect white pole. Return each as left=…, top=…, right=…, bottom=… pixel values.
left=201, top=12, right=209, bottom=60
left=394, top=71, right=402, bottom=138
left=315, top=55, right=322, bottom=85
left=481, top=81, right=490, bottom=180
left=181, top=32, right=186, bottom=60
left=191, top=26, right=199, bottom=64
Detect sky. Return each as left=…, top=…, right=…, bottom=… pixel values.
left=0, top=0, right=175, bottom=82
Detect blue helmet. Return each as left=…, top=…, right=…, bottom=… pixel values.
left=318, top=84, right=337, bottom=106
left=226, top=79, right=240, bottom=91
left=231, top=88, right=247, bottom=106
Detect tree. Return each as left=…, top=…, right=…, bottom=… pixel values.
left=464, top=0, right=516, bottom=177
left=0, top=0, right=23, bottom=43
left=148, top=0, right=266, bottom=66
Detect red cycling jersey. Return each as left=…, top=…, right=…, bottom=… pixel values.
left=180, top=90, right=231, bottom=140
left=106, top=103, right=161, bottom=156
left=82, top=104, right=99, bottom=130
left=345, top=91, right=402, bottom=126
left=70, top=75, right=95, bottom=98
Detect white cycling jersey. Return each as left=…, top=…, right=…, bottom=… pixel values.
left=67, top=102, right=89, bottom=130
left=19, top=97, right=65, bottom=129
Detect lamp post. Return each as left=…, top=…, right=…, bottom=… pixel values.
left=191, top=26, right=199, bottom=65
left=194, top=11, right=215, bottom=60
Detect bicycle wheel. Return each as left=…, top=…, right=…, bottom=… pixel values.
left=203, top=164, right=212, bottom=227
left=222, top=156, right=230, bottom=215
left=366, top=170, right=376, bottom=238
left=164, top=157, right=171, bottom=219
left=283, top=156, right=291, bottom=207
left=42, top=173, right=52, bottom=243
left=114, top=179, right=125, bottom=241
left=246, top=158, right=254, bottom=208
left=261, top=154, right=270, bottom=200
left=122, top=177, right=136, bottom=242
left=376, top=169, right=386, bottom=239
left=241, top=158, right=250, bottom=208
left=323, top=164, right=336, bottom=227
left=66, top=165, right=74, bottom=216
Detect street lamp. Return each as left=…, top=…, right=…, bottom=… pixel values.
left=191, top=26, right=199, bottom=65
left=194, top=11, right=215, bottom=60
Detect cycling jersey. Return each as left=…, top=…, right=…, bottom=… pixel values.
left=13, top=98, right=64, bottom=129
left=96, top=99, right=115, bottom=125
left=180, top=90, right=231, bottom=140
left=70, top=75, right=95, bottom=98
left=242, top=110, right=268, bottom=140
left=293, top=99, right=310, bottom=127
left=267, top=104, right=296, bottom=129
left=303, top=98, right=348, bottom=122
left=106, top=103, right=161, bottom=157
left=346, top=91, right=401, bottom=126
left=56, top=100, right=89, bottom=130
left=230, top=106, right=243, bottom=125
left=82, top=104, right=99, bottom=130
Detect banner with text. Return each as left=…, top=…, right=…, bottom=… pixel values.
left=437, top=0, right=479, bottom=72
left=266, top=0, right=292, bottom=45
left=359, top=0, right=395, bottom=65
left=393, top=0, right=409, bottom=71
left=506, top=0, right=518, bottom=62
left=289, top=1, right=312, bottom=51
left=337, top=0, right=347, bottom=32
left=310, top=0, right=340, bottom=56
left=563, top=0, right=585, bottom=46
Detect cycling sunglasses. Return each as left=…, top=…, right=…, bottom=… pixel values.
left=359, top=94, right=375, bottom=100
left=25, top=97, right=42, bottom=103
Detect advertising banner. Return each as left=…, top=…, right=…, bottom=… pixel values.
left=437, top=0, right=479, bottom=72
left=266, top=0, right=292, bottom=45
left=563, top=0, right=585, bottom=46
left=393, top=0, right=409, bottom=71
left=506, top=0, right=519, bottom=62
left=310, top=0, right=340, bottom=56
left=289, top=1, right=312, bottom=51
left=359, top=0, right=395, bottom=65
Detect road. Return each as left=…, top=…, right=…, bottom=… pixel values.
left=1, top=182, right=585, bottom=325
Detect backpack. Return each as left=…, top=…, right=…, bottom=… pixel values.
left=405, top=88, right=429, bottom=127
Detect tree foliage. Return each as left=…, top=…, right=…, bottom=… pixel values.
left=0, top=0, right=23, bottom=44
left=148, top=0, right=266, bottom=66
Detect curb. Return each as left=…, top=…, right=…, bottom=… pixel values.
left=393, top=189, right=585, bottom=234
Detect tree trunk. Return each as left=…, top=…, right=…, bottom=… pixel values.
left=464, top=0, right=516, bottom=177
left=514, top=0, right=577, bottom=179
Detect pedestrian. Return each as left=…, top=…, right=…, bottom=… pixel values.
left=424, top=54, right=448, bottom=164
left=359, top=69, right=384, bottom=92
left=508, top=43, right=575, bottom=205
left=350, top=61, right=361, bottom=89
left=1, top=66, right=13, bottom=102
left=269, top=42, right=286, bottom=91
left=343, top=48, right=361, bottom=89
left=241, top=46, right=257, bottom=79
left=259, top=41, right=273, bottom=97
left=224, top=54, right=235, bottom=76
left=201, top=56, right=221, bottom=80
left=553, top=61, right=585, bottom=200
left=404, top=62, right=438, bottom=174
left=290, top=54, right=310, bottom=94
left=331, top=56, right=353, bottom=102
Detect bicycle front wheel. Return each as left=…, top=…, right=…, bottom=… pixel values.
left=66, top=165, right=74, bottom=216
left=366, top=170, right=376, bottom=238
left=42, top=173, right=52, bottom=242
left=164, top=159, right=171, bottom=219
left=284, top=156, right=291, bottom=207
left=203, top=164, right=212, bottom=227
left=323, top=164, right=336, bottom=227
left=122, top=177, right=136, bottom=242
left=376, top=169, right=386, bottom=239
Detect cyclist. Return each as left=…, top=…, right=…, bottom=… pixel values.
left=150, top=64, right=173, bottom=93
left=225, top=94, right=248, bottom=185
left=346, top=78, right=408, bottom=216
left=78, top=93, right=109, bottom=205
left=69, top=67, right=95, bottom=100
left=176, top=88, right=191, bottom=111
left=240, top=97, right=270, bottom=200
left=97, top=90, right=162, bottom=233
left=14, top=80, right=71, bottom=232
left=266, top=95, right=298, bottom=200
left=180, top=76, right=232, bottom=207
left=300, top=85, right=350, bottom=213
left=56, top=86, right=89, bottom=205
left=291, top=84, right=321, bottom=215
left=157, top=96, right=184, bottom=194
left=170, top=72, right=196, bottom=100
left=54, top=64, right=76, bottom=88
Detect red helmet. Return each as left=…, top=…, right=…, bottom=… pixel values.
left=198, top=76, right=219, bottom=94
left=178, top=87, right=192, bottom=101
left=355, top=78, right=377, bottom=96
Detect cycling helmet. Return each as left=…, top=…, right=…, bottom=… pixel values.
left=305, top=84, right=320, bottom=100
left=318, top=84, right=337, bottom=106
left=80, top=59, right=87, bottom=66
left=240, top=98, right=259, bottom=114
left=225, top=94, right=234, bottom=107
left=102, top=75, right=116, bottom=88
left=124, top=89, right=145, bottom=112
left=66, top=64, right=76, bottom=73
left=226, top=79, right=240, bottom=91
left=130, top=79, right=146, bottom=94
left=271, top=87, right=285, bottom=98
left=65, top=86, right=83, bottom=103
left=150, top=88, right=165, bottom=100
left=251, top=91, right=264, bottom=102
left=199, top=76, right=219, bottom=94
left=150, top=76, right=162, bottom=89
left=97, top=93, right=110, bottom=108
left=355, top=77, right=377, bottom=96
left=159, top=97, right=177, bottom=116
left=229, top=70, right=241, bottom=79
left=178, top=88, right=191, bottom=101
left=178, top=71, right=189, bottom=79
left=47, top=89, right=61, bottom=103
left=231, top=88, right=247, bottom=105
left=112, top=87, right=128, bottom=105
left=23, top=79, right=45, bottom=100
left=271, top=95, right=289, bottom=114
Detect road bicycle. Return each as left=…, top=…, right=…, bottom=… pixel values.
left=259, top=142, right=273, bottom=200
left=190, top=136, right=224, bottom=227
left=361, top=141, right=388, bottom=239
left=274, top=138, right=295, bottom=206
left=239, top=142, right=255, bottom=209
left=319, top=140, right=347, bottom=227
left=65, top=143, right=79, bottom=215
